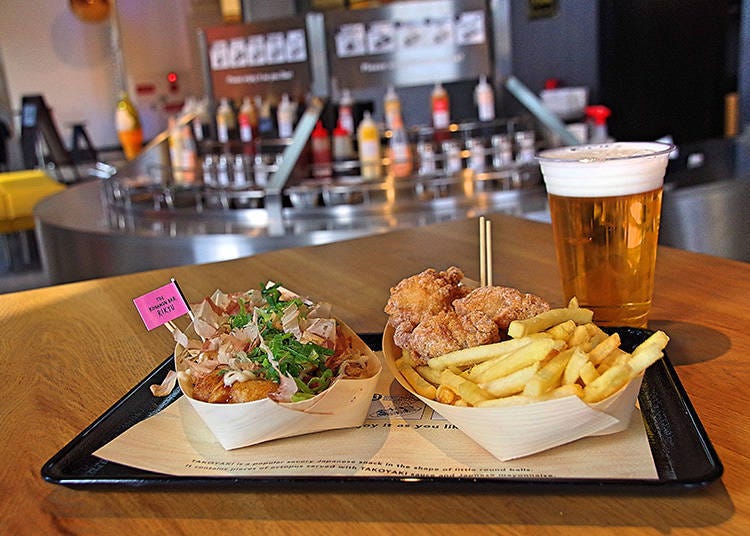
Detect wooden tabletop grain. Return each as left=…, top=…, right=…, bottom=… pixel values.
left=1, top=213, right=748, bottom=535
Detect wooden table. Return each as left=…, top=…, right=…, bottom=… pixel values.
left=2, top=214, right=748, bottom=535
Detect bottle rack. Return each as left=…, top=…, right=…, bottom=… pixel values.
left=280, top=115, right=541, bottom=209
left=101, top=103, right=543, bottom=231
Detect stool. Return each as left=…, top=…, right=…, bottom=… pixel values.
left=67, top=122, right=98, bottom=164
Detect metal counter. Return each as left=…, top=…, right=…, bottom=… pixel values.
left=34, top=131, right=750, bottom=286
left=660, top=177, right=750, bottom=263
left=34, top=169, right=547, bottom=284
left=32, top=104, right=555, bottom=285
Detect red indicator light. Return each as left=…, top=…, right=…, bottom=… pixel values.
left=167, top=71, right=178, bottom=84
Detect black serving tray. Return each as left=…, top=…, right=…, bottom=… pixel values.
left=41, top=329, right=723, bottom=491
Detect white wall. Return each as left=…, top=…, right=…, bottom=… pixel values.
left=0, top=1, right=118, bottom=149
left=0, top=0, right=207, bottom=159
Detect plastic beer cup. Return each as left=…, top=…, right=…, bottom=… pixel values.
left=537, top=142, right=674, bottom=327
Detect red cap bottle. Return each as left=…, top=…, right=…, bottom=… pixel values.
left=585, top=105, right=612, bottom=143
left=311, top=121, right=332, bottom=178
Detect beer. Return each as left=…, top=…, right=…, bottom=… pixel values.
left=548, top=189, right=662, bottom=326
left=538, top=142, right=673, bottom=327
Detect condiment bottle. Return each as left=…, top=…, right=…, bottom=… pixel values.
left=586, top=105, right=612, bottom=143
left=238, top=96, right=257, bottom=143
left=442, top=140, right=462, bottom=174
left=311, top=121, right=332, bottom=179
left=338, top=88, right=355, bottom=135
left=181, top=96, right=197, bottom=138
left=168, top=118, right=198, bottom=184
left=466, top=138, right=486, bottom=172
left=114, top=91, right=143, bottom=160
left=387, top=113, right=412, bottom=179
left=180, top=124, right=197, bottom=183
left=167, top=116, right=182, bottom=182
left=332, top=118, right=355, bottom=166
left=188, top=97, right=209, bottom=142
left=215, top=97, right=236, bottom=143
left=515, top=131, right=536, bottom=164
left=253, top=153, right=268, bottom=186
left=277, top=93, right=294, bottom=138
left=202, top=154, right=216, bottom=185
left=257, top=97, right=275, bottom=137
left=491, top=134, right=513, bottom=168
left=475, top=75, right=495, bottom=122
left=417, top=140, right=436, bottom=176
left=357, top=111, right=381, bottom=180
left=233, top=154, right=248, bottom=187
left=216, top=153, right=231, bottom=186
left=431, top=82, right=450, bottom=129
left=383, top=85, right=402, bottom=131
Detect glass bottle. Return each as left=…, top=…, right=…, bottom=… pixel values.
left=115, top=91, right=143, bottom=160
left=216, top=98, right=236, bottom=143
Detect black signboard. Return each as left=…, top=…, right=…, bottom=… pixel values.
left=325, top=0, right=491, bottom=90
left=203, top=15, right=312, bottom=101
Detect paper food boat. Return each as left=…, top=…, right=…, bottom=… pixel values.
left=175, top=321, right=382, bottom=450
left=382, top=324, right=642, bottom=461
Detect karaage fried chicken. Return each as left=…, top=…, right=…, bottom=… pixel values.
left=398, top=310, right=499, bottom=364
left=384, top=266, right=552, bottom=361
left=384, top=266, right=467, bottom=332
left=453, top=285, right=551, bottom=330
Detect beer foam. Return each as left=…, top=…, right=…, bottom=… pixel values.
left=537, top=142, right=674, bottom=197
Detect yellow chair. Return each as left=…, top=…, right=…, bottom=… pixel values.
left=0, top=169, right=66, bottom=269
left=0, top=169, right=66, bottom=232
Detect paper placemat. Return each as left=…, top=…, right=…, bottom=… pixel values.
left=94, top=360, right=658, bottom=481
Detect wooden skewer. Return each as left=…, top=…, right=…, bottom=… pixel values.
left=485, top=218, right=493, bottom=287
left=479, top=216, right=493, bottom=287
left=479, top=216, right=487, bottom=287
left=171, top=277, right=196, bottom=323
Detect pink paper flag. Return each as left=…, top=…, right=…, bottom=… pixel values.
left=133, top=282, right=190, bottom=330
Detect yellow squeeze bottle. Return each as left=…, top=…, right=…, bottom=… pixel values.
left=357, top=111, right=381, bottom=180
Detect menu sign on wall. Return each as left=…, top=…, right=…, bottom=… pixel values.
left=203, top=16, right=311, bottom=101
left=326, top=0, right=490, bottom=90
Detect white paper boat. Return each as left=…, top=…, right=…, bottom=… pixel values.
left=176, top=321, right=382, bottom=450
left=382, top=324, right=642, bottom=461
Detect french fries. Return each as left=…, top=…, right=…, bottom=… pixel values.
left=395, top=357, right=437, bottom=399
left=394, top=302, right=670, bottom=408
left=426, top=335, right=544, bottom=371
left=467, top=338, right=564, bottom=384
left=506, top=302, right=594, bottom=338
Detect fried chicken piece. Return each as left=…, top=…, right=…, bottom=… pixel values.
left=384, top=267, right=468, bottom=333
left=192, top=368, right=277, bottom=403
left=453, top=285, right=551, bottom=331
left=399, top=310, right=499, bottom=363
